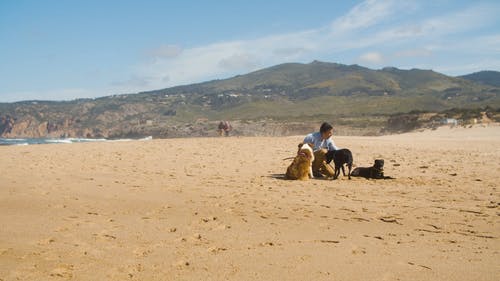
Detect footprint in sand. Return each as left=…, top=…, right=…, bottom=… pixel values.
left=37, top=238, right=56, bottom=246
left=208, top=246, right=228, bottom=253
left=201, top=216, right=218, bottom=223
left=124, top=263, right=145, bottom=278
left=351, top=246, right=367, bottom=255
left=215, top=224, right=231, bottom=230
left=133, top=247, right=153, bottom=257
left=0, top=248, right=13, bottom=255
left=50, top=264, right=74, bottom=279
left=174, top=260, right=190, bottom=268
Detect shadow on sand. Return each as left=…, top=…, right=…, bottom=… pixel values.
left=268, top=173, right=333, bottom=181
left=268, top=173, right=287, bottom=180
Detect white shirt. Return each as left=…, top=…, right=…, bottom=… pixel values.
left=303, top=132, right=338, bottom=152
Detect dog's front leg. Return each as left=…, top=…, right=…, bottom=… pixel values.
left=309, top=166, right=314, bottom=178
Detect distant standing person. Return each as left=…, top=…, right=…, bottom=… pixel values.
left=303, top=122, right=338, bottom=178
left=218, top=121, right=232, bottom=136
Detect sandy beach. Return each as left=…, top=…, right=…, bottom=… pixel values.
left=1, top=125, right=499, bottom=281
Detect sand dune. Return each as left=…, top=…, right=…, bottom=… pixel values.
left=0, top=125, right=499, bottom=280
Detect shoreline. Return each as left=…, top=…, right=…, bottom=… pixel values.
left=1, top=122, right=499, bottom=145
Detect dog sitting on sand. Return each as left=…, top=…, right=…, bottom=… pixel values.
left=285, top=143, right=315, bottom=180
left=351, top=159, right=395, bottom=179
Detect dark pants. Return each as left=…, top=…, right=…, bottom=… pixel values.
left=312, top=149, right=335, bottom=177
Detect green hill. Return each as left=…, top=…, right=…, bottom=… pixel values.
left=458, top=71, right=500, bottom=87
left=1, top=61, right=499, bottom=138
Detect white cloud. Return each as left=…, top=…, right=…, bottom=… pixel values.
left=112, top=0, right=499, bottom=93
left=218, top=53, right=259, bottom=71
left=358, top=52, right=384, bottom=64
left=115, top=1, right=415, bottom=92
left=394, top=48, right=432, bottom=58
left=434, top=59, right=500, bottom=76
left=331, top=0, right=412, bottom=32
left=147, top=45, right=183, bottom=59
left=130, top=30, right=322, bottom=90
left=111, top=75, right=153, bottom=88
left=479, top=34, right=500, bottom=52
left=272, top=47, right=309, bottom=58
left=419, top=3, right=499, bottom=36
left=3, top=88, right=104, bottom=102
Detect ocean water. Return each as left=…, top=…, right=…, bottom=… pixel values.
left=0, top=136, right=153, bottom=146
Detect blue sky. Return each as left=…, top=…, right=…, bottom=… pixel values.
left=1, top=0, right=499, bottom=102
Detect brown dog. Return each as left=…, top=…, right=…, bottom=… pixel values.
left=285, top=143, right=315, bottom=180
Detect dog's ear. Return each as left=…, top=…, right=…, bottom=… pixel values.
left=307, top=142, right=314, bottom=149
left=374, top=159, right=384, bottom=169
left=297, top=143, right=304, bottom=153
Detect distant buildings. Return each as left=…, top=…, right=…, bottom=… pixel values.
left=442, top=118, right=458, bottom=126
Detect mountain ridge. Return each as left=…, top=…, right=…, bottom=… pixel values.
left=1, top=61, right=499, bottom=138
left=458, top=70, right=500, bottom=87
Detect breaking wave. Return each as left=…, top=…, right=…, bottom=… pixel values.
left=0, top=136, right=153, bottom=146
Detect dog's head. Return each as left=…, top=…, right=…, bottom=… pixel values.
left=373, top=159, right=384, bottom=170
left=298, top=142, right=314, bottom=152
left=297, top=142, right=314, bottom=161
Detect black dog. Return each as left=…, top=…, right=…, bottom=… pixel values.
left=326, top=149, right=353, bottom=180
left=351, top=159, right=395, bottom=179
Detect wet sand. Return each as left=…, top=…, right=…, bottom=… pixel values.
left=1, top=125, right=499, bottom=280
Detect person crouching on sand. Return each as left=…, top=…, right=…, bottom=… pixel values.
left=218, top=121, right=232, bottom=136
left=303, top=122, right=338, bottom=178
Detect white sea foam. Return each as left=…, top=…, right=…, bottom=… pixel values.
left=0, top=136, right=153, bottom=146
left=109, top=136, right=153, bottom=142
left=45, top=139, right=73, bottom=144
left=68, top=138, right=107, bottom=143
